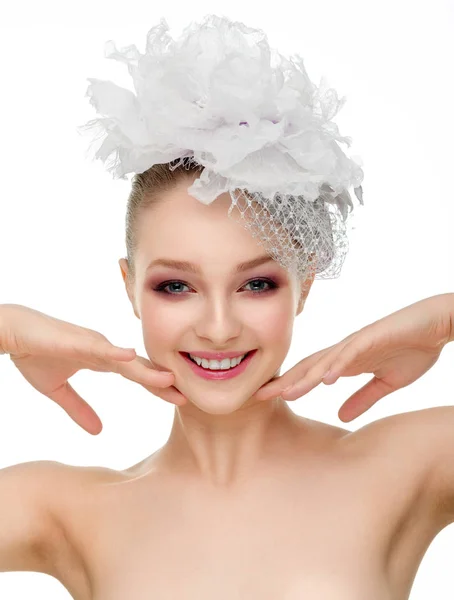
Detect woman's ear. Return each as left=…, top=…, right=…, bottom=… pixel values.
left=296, top=289, right=307, bottom=316
left=296, top=273, right=315, bottom=316
left=118, top=258, right=140, bottom=319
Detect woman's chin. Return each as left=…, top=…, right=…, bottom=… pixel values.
left=177, top=391, right=260, bottom=414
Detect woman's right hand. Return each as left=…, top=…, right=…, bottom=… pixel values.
left=0, top=304, right=187, bottom=435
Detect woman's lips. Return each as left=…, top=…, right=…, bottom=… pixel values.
left=179, top=350, right=257, bottom=380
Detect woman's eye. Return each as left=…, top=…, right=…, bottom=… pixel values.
left=157, top=281, right=191, bottom=295
left=243, top=279, right=277, bottom=293
left=154, top=278, right=277, bottom=296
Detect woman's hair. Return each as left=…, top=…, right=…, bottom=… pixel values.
left=125, top=158, right=204, bottom=285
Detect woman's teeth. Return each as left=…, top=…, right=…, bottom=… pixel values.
left=188, top=353, right=247, bottom=370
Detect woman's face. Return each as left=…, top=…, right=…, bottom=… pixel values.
left=120, top=179, right=311, bottom=414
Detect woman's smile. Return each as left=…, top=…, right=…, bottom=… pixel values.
left=179, top=349, right=258, bottom=380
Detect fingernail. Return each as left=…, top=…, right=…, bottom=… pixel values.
left=323, top=370, right=339, bottom=384
left=281, top=386, right=295, bottom=398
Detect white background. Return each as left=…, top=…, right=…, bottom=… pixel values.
left=1, top=0, right=453, bottom=597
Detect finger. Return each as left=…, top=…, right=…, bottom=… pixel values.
left=118, top=353, right=177, bottom=387
left=280, top=337, right=362, bottom=401
left=281, top=360, right=341, bottom=401
left=338, top=377, right=394, bottom=422
left=139, top=381, right=188, bottom=406
left=263, top=336, right=359, bottom=402
left=45, top=381, right=103, bottom=435
left=322, top=338, right=368, bottom=386
left=253, top=347, right=333, bottom=402
left=74, top=343, right=174, bottom=389
left=106, top=346, right=137, bottom=360
left=93, top=343, right=138, bottom=364
left=116, top=358, right=175, bottom=388
left=264, top=346, right=343, bottom=402
left=107, top=352, right=186, bottom=405
left=126, top=355, right=187, bottom=406
left=35, top=335, right=137, bottom=362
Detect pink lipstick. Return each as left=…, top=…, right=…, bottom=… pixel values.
left=179, top=350, right=257, bottom=380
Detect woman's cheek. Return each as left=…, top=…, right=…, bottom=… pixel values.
left=139, top=304, right=180, bottom=350
left=251, top=298, right=295, bottom=343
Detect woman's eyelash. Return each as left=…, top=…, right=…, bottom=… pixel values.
left=153, top=278, right=278, bottom=296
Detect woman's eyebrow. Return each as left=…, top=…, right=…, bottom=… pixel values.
left=146, top=254, right=275, bottom=274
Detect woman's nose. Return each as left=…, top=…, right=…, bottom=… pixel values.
left=194, top=299, right=242, bottom=345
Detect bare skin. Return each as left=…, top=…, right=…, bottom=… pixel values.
left=3, top=180, right=450, bottom=598
left=36, top=181, right=446, bottom=600
left=43, top=405, right=445, bottom=600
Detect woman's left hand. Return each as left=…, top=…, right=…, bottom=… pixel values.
left=253, top=293, right=453, bottom=422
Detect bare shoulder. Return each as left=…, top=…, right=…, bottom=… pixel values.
left=0, top=459, right=76, bottom=577
left=0, top=459, right=115, bottom=596
left=339, top=406, right=454, bottom=529
left=43, top=459, right=126, bottom=532
left=35, top=460, right=125, bottom=599
left=338, top=405, right=450, bottom=450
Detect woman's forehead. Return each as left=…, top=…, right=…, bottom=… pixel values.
left=138, top=200, right=266, bottom=253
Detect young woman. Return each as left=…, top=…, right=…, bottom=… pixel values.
left=1, top=13, right=453, bottom=600
left=0, top=161, right=453, bottom=599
